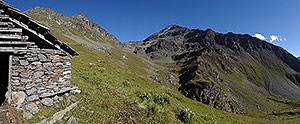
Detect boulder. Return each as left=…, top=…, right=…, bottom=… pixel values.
left=23, top=111, right=33, bottom=119
left=12, top=91, right=26, bottom=107
left=25, top=103, right=39, bottom=114
left=41, top=98, right=54, bottom=107
left=66, top=116, right=78, bottom=124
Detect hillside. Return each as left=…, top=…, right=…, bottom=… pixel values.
left=122, top=25, right=300, bottom=116
left=20, top=7, right=300, bottom=124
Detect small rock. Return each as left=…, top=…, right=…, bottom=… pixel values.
left=70, top=89, right=81, bottom=94
left=89, top=63, right=95, bottom=66
left=12, top=91, right=26, bottom=108
left=64, top=116, right=69, bottom=120
left=53, top=95, right=61, bottom=102
left=23, top=112, right=33, bottom=119
left=55, top=103, right=60, bottom=108
left=26, top=88, right=38, bottom=96
left=39, top=115, right=46, bottom=119
left=26, top=95, right=39, bottom=102
left=66, top=98, right=71, bottom=105
left=25, top=103, right=39, bottom=114
left=20, top=60, right=29, bottom=66
left=87, top=110, right=94, bottom=114
left=63, top=71, right=71, bottom=75
left=38, top=54, right=47, bottom=61
left=66, top=116, right=78, bottom=124
left=32, top=62, right=42, bottom=65
left=41, top=98, right=54, bottom=107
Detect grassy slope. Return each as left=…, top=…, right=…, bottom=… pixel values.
left=22, top=13, right=300, bottom=124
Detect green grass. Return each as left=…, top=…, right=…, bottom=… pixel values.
left=22, top=10, right=300, bottom=124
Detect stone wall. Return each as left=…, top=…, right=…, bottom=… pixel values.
left=8, top=48, right=74, bottom=108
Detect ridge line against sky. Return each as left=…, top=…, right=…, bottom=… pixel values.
left=5, top=0, right=300, bottom=57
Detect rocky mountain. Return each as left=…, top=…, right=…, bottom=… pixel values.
left=24, top=7, right=119, bottom=45
left=122, top=25, right=300, bottom=113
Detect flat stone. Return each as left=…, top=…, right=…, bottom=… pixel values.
left=70, top=89, right=81, bottom=94
left=56, top=63, right=63, bottom=66
left=38, top=54, right=47, bottom=61
left=23, top=111, right=33, bottom=119
left=32, top=62, right=42, bottom=65
left=41, top=98, right=54, bottom=107
left=66, top=116, right=78, bottom=124
left=33, top=71, right=44, bottom=79
left=53, top=95, right=61, bottom=102
left=20, top=60, right=29, bottom=66
left=12, top=91, right=26, bottom=107
left=26, top=95, right=39, bottom=102
left=27, top=57, right=38, bottom=62
left=89, top=63, right=95, bottom=66
left=11, top=66, right=18, bottom=70
left=63, top=71, right=71, bottom=75
left=26, top=87, right=38, bottom=96
left=25, top=103, right=39, bottom=114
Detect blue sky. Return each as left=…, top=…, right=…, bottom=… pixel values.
left=6, top=0, right=300, bottom=57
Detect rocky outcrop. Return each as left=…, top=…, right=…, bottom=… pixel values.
left=123, top=25, right=300, bottom=112
left=174, top=47, right=236, bottom=112
left=23, top=7, right=119, bottom=44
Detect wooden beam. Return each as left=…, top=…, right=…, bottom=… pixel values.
left=0, top=28, right=22, bottom=33
left=39, top=87, right=78, bottom=98
left=0, top=41, right=34, bottom=45
left=0, top=49, right=30, bottom=54
left=7, top=55, right=12, bottom=104
left=0, top=47, right=28, bottom=50
left=0, top=15, right=9, bottom=17
left=0, top=16, right=10, bottom=20
left=0, top=34, right=28, bottom=40
left=0, top=22, right=13, bottom=26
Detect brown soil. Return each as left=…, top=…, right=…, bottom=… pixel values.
left=0, top=101, right=22, bottom=124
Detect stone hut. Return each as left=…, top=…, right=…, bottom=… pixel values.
left=0, top=1, right=78, bottom=107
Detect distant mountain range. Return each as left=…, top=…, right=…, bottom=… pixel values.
left=123, top=25, right=300, bottom=113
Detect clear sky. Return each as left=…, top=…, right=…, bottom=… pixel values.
left=6, top=0, right=300, bottom=57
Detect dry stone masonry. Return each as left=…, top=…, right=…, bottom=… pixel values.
left=0, top=0, right=78, bottom=118
left=10, top=49, right=73, bottom=107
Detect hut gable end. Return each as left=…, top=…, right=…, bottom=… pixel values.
left=0, top=0, right=78, bottom=109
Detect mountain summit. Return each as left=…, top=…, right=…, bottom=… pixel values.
left=23, top=7, right=119, bottom=44
left=123, top=25, right=300, bottom=113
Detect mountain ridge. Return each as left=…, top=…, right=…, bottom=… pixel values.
left=23, top=6, right=119, bottom=44
left=122, top=24, right=300, bottom=113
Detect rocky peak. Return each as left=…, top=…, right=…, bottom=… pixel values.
left=71, top=14, right=90, bottom=23
left=144, top=25, right=190, bottom=42
left=24, top=6, right=62, bottom=17
left=24, top=7, right=119, bottom=44
left=123, top=25, right=300, bottom=113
